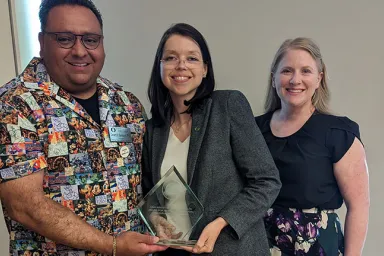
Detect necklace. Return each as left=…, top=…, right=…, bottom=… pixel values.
left=172, top=117, right=192, bottom=133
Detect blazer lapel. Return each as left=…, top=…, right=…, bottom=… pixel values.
left=151, top=124, right=170, bottom=184
left=150, top=97, right=212, bottom=186
left=187, top=98, right=212, bottom=185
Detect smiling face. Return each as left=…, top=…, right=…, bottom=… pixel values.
left=273, top=48, right=323, bottom=110
left=38, top=5, right=105, bottom=98
left=160, top=34, right=207, bottom=102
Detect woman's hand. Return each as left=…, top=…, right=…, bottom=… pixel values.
left=150, top=214, right=183, bottom=240
left=176, top=217, right=228, bottom=254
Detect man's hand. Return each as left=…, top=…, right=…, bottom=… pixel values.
left=116, top=232, right=168, bottom=256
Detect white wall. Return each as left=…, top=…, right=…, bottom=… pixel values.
left=0, top=0, right=16, bottom=83
left=0, top=0, right=15, bottom=253
left=93, top=0, right=383, bottom=255
left=11, top=0, right=41, bottom=73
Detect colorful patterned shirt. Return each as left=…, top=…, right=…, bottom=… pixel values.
left=0, top=58, right=147, bottom=255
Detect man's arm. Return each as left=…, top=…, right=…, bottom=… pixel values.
left=0, top=170, right=114, bottom=254
left=0, top=170, right=167, bottom=255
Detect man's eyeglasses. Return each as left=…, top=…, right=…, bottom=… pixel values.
left=160, top=56, right=204, bottom=69
left=43, top=31, right=104, bottom=50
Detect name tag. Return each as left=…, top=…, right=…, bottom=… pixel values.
left=108, top=127, right=132, bottom=142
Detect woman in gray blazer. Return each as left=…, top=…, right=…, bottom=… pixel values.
left=142, top=23, right=281, bottom=256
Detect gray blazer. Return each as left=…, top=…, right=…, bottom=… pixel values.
left=142, top=90, right=281, bottom=256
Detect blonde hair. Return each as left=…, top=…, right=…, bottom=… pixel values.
left=265, top=37, right=330, bottom=114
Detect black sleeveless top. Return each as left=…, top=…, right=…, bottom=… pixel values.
left=255, top=111, right=361, bottom=209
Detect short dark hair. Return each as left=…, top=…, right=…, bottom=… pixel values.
left=148, top=23, right=215, bottom=126
left=39, top=0, right=103, bottom=32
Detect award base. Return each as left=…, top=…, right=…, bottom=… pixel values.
left=156, top=239, right=197, bottom=247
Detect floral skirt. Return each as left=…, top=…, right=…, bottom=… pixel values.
left=264, top=207, right=344, bottom=256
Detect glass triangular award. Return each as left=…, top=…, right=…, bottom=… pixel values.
left=138, top=165, right=204, bottom=246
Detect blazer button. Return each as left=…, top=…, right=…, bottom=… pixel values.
left=188, top=203, right=196, bottom=211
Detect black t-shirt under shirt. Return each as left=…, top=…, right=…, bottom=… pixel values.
left=73, top=92, right=101, bottom=125
left=255, top=111, right=361, bottom=210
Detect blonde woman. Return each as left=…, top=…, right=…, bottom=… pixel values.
left=256, top=38, right=369, bottom=255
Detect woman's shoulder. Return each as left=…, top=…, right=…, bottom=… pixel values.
left=255, top=112, right=274, bottom=132
left=211, top=89, right=245, bottom=100
left=311, top=112, right=359, bottom=133
left=210, top=90, right=251, bottom=109
left=312, top=113, right=361, bottom=162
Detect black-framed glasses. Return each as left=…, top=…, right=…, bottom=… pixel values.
left=160, top=57, right=205, bottom=69
left=43, top=31, right=104, bottom=50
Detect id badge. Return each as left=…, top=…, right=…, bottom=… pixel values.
left=108, top=127, right=132, bottom=142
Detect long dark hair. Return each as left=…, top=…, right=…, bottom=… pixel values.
left=147, top=23, right=215, bottom=126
